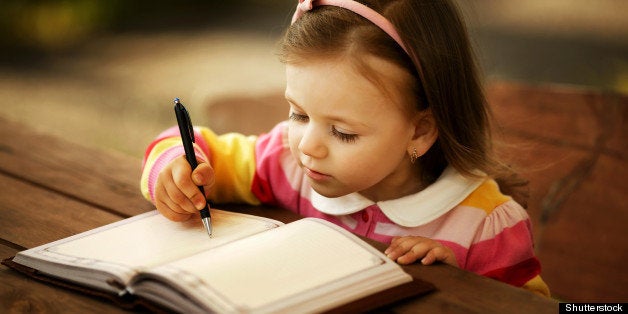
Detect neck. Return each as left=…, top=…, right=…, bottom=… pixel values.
left=359, top=162, right=427, bottom=202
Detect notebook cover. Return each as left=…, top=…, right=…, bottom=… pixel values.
left=3, top=255, right=434, bottom=313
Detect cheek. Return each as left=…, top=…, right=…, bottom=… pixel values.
left=287, top=123, right=303, bottom=155
left=331, top=143, right=386, bottom=177
left=347, top=140, right=407, bottom=174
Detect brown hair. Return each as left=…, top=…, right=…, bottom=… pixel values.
left=280, top=0, right=527, bottom=204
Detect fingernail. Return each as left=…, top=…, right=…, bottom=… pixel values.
left=195, top=199, right=206, bottom=209
left=194, top=173, right=203, bottom=184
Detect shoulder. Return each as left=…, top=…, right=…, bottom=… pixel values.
left=257, top=121, right=289, bottom=143
left=460, top=179, right=534, bottom=257
left=254, top=122, right=289, bottom=155
left=459, top=179, right=514, bottom=216
left=252, top=121, right=300, bottom=187
left=254, top=121, right=291, bottom=159
left=455, top=179, right=532, bottom=239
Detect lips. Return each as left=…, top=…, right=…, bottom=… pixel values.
left=304, top=167, right=331, bottom=181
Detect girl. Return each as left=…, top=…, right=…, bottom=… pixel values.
left=141, top=0, right=550, bottom=296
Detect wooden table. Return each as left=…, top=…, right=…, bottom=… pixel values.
left=0, top=117, right=558, bottom=313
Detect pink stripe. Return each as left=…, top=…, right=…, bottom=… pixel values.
left=477, top=200, right=529, bottom=242
left=253, top=123, right=311, bottom=211
left=483, top=257, right=542, bottom=287
left=253, top=124, right=289, bottom=185
left=146, top=139, right=210, bottom=203
left=142, top=126, right=179, bottom=166
left=156, top=126, right=181, bottom=139
left=192, top=128, right=211, bottom=160
left=152, top=126, right=211, bottom=160
left=466, top=220, right=536, bottom=275
left=368, top=232, right=394, bottom=244
left=147, top=146, right=185, bottom=202
left=437, top=240, right=469, bottom=269
left=374, top=205, right=486, bottom=249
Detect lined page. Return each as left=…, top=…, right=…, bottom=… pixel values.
left=160, top=218, right=385, bottom=310
left=44, top=210, right=281, bottom=269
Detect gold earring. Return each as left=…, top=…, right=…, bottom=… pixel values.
left=410, top=148, right=418, bottom=164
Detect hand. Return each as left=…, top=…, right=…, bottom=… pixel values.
left=154, top=155, right=215, bottom=222
left=384, top=236, right=458, bottom=267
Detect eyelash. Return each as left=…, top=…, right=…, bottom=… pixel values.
left=289, top=112, right=308, bottom=122
left=331, top=128, right=358, bottom=143
left=289, top=112, right=358, bottom=143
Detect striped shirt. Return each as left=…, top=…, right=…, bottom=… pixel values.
left=141, top=122, right=550, bottom=296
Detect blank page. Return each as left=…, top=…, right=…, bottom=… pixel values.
left=41, top=210, right=281, bottom=269
left=158, top=218, right=386, bottom=310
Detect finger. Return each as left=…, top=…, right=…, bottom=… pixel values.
left=421, top=246, right=459, bottom=267
left=384, top=236, right=402, bottom=255
left=396, top=241, right=433, bottom=265
left=385, top=237, right=423, bottom=261
left=192, top=162, right=215, bottom=189
left=154, top=184, right=193, bottom=222
left=156, top=198, right=193, bottom=222
left=155, top=182, right=188, bottom=214
left=172, top=159, right=207, bottom=210
left=161, top=170, right=198, bottom=214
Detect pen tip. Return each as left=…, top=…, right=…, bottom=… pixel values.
left=202, top=217, right=212, bottom=238
left=174, top=97, right=180, bottom=104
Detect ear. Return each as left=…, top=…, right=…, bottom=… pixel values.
left=407, top=109, right=438, bottom=157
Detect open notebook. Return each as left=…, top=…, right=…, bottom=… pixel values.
left=4, top=210, right=433, bottom=313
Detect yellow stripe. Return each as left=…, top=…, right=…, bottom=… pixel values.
left=140, top=129, right=261, bottom=205
left=522, top=275, right=551, bottom=298
left=459, top=179, right=510, bottom=215
left=200, top=129, right=260, bottom=205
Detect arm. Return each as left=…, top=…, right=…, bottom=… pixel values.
left=464, top=200, right=551, bottom=297
left=384, top=179, right=550, bottom=297
left=140, top=126, right=261, bottom=215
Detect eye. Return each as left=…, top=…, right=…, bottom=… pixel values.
left=289, top=112, right=309, bottom=122
left=331, top=127, right=358, bottom=143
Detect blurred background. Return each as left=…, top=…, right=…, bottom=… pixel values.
left=0, top=0, right=626, bottom=302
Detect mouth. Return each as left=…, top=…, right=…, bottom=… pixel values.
left=303, top=167, right=331, bottom=181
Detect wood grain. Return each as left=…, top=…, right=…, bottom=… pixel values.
left=0, top=117, right=153, bottom=218
left=1, top=245, right=128, bottom=314
left=0, top=174, right=123, bottom=248
left=487, top=82, right=628, bottom=301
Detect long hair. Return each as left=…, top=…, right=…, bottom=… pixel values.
left=280, top=0, right=527, bottom=204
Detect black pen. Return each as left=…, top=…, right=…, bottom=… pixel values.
left=174, top=98, right=212, bottom=237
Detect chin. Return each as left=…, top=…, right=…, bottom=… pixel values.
left=310, top=185, right=351, bottom=199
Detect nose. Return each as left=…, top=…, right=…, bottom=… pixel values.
left=298, top=124, right=328, bottom=159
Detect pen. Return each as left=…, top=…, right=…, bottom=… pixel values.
left=174, top=98, right=212, bottom=237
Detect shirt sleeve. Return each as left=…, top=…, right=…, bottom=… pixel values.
left=464, top=199, right=550, bottom=297
left=140, top=125, right=260, bottom=205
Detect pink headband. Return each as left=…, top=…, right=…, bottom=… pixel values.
left=291, top=0, right=408, bottom=54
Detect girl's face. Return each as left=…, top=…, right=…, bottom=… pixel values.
left=285, top=56, right=433, bottom=201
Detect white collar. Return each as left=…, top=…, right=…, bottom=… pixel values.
left=312, top=166, right=485, bottom=227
